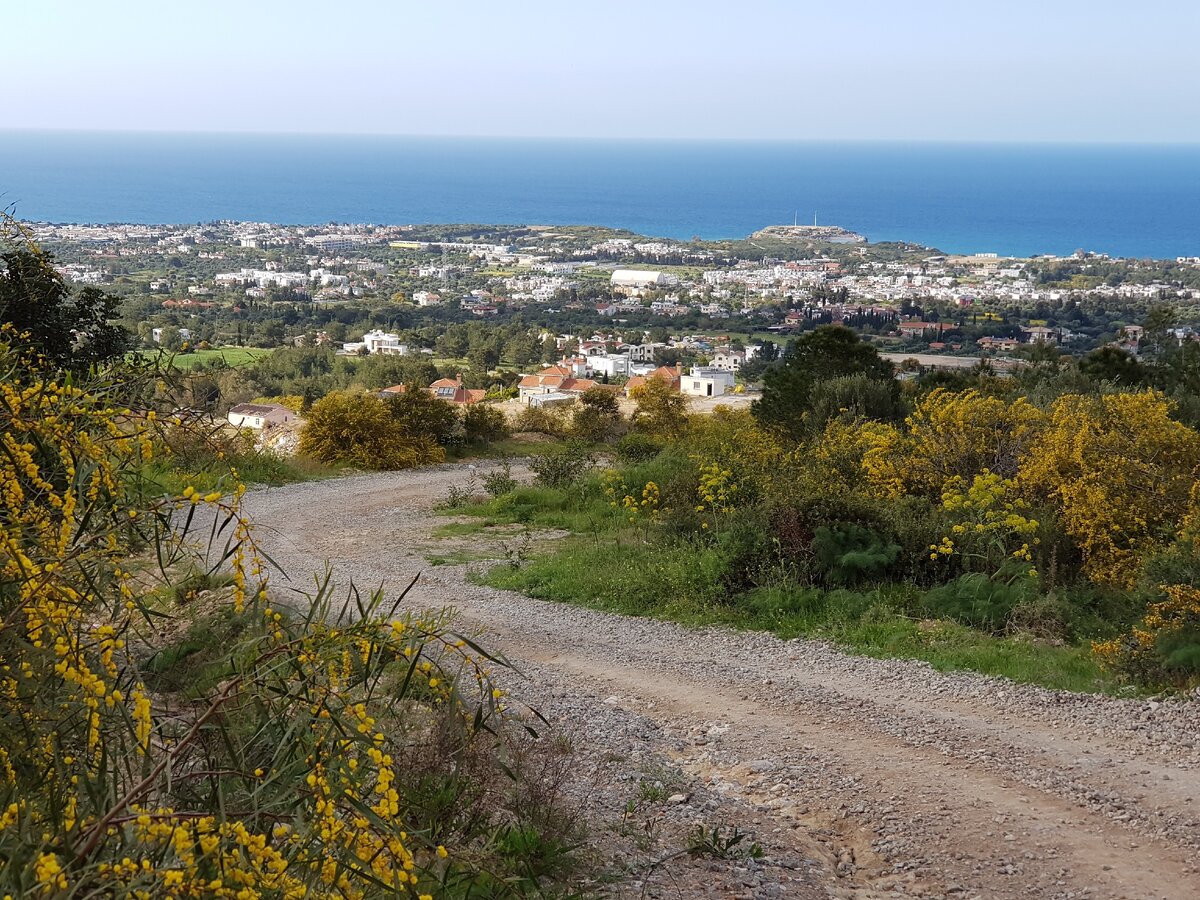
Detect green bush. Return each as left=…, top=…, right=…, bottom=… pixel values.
left=922, top=571, right=1035, bottom=631
left=513, top=404, right=572, bottom=437
left=299, top=390, right=445, bottom=469
left=482, top=460, right=518, bottom=497
left=1156, top=628, right=1200, bottom=678
left=463, top=402, right=510, bottom=445
left=385, top=384, right=460, bottom=444
left=805, top=373, right=906, bottom=433
left=571, top=387, right=623, bottom=442
left=529, top=442, right=595, bottom=489
left=811, top=523, right=901, bottom=586
left=615, top=431, right=665, bottom=462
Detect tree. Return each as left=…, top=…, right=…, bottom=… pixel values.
left=1143, top=303, right=1178, bottom=360
left=1079, top=346, right=1145, bottom=386
left=571, top=387, right=623, bottom=442
left=385, top=386, right=459, bottom=445
left=299, top=391, right=443, bottom=469
left=630, top=378, right=689, bottom=439
left=462, top=402, right=509, bottom=445
left=0, top=249, right=130, bottom=370
left=753, top=325, right=893, bottom=439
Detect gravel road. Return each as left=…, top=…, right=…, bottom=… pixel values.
left=238, top=464, right=1200, bottom=899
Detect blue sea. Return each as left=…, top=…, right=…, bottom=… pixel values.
left=3, top=131, right=1200, bottom=259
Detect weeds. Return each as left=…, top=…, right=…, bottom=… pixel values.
left=435, top=476, right=479, bottom=509
left=686, top=825, right=764, bottom=861
left=482, top=458, right=519, bottom=497
left=500, top=527, right=536, bottom=570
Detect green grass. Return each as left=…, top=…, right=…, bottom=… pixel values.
left=460, top=477, right=1126, bottom=694
left=444, top=436, right=579, bottom=462
left=445, top=483, right=626, bottom=535
left=432, top=520, right=492, bottom=538
left=479, top=544, right=1118, bottom=693
left=426, top=548, right=500, bottom=566
left=142, top=346, right=275, bottom=370
left=137, top=452, right=342, bottom=497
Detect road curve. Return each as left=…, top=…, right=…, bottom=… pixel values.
left=239, top=466, right=1200, bottom=899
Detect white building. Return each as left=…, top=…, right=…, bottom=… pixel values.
left=711, top=349, right=745, bottom=371
left=610, top=269, right=679, bottom=289
left=151, top=327, right=193, bottom=344
left=215, top=268, right=308, bottom=290
left=682, top=366, right=737, bottom=398
left=413, top=290, right=443, bottom=307
left=588, top=354, right=630, bottom=379
left=305, top=235, right=360, bottom=252
left=310, top=268, right=350, bottom=288
left=227, top=403, right=297, bottom=430
left=342, top=329, right=408, bottom=356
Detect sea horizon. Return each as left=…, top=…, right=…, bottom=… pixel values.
left=4, top=130, right=1200, bottom=259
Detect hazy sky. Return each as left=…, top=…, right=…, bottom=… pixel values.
left=10, top=0, right=1200, bottom=141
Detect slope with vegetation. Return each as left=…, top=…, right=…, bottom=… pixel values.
left=445, top=325, right=1200, bottom=693
left=0, top=238, right=588, bottom=897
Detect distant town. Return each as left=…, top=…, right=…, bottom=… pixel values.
left=26, top=218, right=1200, bottom=396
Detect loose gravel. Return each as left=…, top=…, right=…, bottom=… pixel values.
left=233, top=465, right=1200, bottom=899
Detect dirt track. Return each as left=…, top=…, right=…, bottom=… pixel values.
left=242, top=464, right=1200, bottom=899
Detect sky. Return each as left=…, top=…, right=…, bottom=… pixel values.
left=9, top=0, right=1200, bottom=142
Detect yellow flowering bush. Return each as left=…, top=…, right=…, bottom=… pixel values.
left=931, top=471, right=1040, bottom=576
left=602, top=470, right=662, bottom=526
left=866, top=389, right=1045, bottom=497
left=814, top=418, right=903, bottom=494
left=1021, top=391, right=1200, bottom=586
left=1093, top=584, right=1200, bottom=687
left=684, top=408, right=784, bottom=505
left=695, top=463, right=738, bottom=516
left=0, top=337, right=528, bottom=898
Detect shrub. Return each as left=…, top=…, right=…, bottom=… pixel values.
left=434, top=477, right=480, bottom=510
left=463, top=401, right=510, bottom=445
left=811, top=523, right=901, bottom=586
left=529, top=442, right=596, bottom=489
left=805, top=373, right=906, bottom=433
left=571, top=387, right=623, bottom=442
left=0, top=342, right=581, bottom=897
left=482, top=459, right=519, bottom=497
left=921, top=569, right=1035, bottom=631
left=1022, top=391, right=1200, bottom=587
left=1094, top=583, right=1200, bottom=687
left=615, top=431, right=664, bottom=463
left=630, top=378, right=689, bottom=438
left=513, top=403, right=572, bottom=437
left=385, top=385, right=459, bottom=444
left=300, top=390, right=444, bottom=469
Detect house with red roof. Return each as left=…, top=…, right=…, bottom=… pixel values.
left=624, top=363, right=683, bottom=395
left=380, top=375, right=485, bottom=405
left=517, top=365, right=599, bottom=404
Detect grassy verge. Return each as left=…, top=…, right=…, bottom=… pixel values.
left=444, top=435, right=575, bottom=461
left=448, top=483, right=1125, bottom=695
left=139, top=451, right=343, bottom=496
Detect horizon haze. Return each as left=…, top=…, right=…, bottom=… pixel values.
left=11, top=0, right=1200, bottom=143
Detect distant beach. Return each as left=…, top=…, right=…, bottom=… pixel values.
left=3, top=131, right=1199, bottom=259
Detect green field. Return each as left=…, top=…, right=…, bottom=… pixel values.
left=144, top=347, right=275, bottom=370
